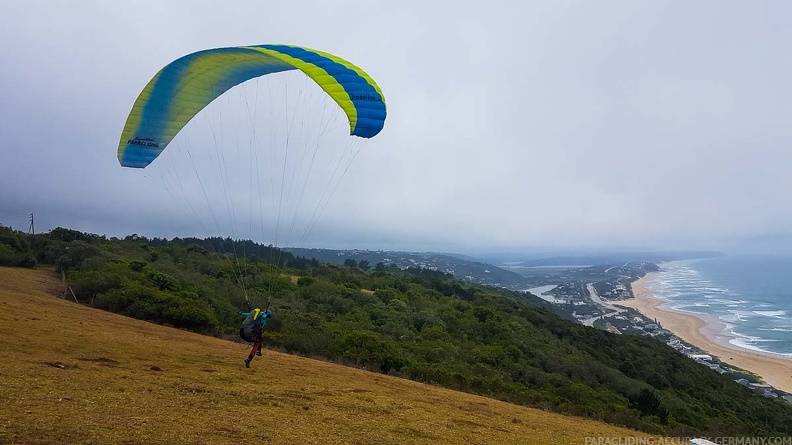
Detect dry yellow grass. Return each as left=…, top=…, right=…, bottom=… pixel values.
left=0, top=267, right=655, bottom=444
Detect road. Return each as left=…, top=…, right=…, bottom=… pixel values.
left=581, top=283, right=626, bottom=327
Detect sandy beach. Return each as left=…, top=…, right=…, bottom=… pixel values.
left=617, top=272, right=792, bottom=394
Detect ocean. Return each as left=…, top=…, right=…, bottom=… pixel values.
left=646, top=256, right=792, bottom=357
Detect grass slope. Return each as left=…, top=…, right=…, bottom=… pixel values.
left=0, top=267, right=655, bottom=445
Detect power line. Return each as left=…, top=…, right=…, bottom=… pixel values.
left=0, top=210, right=32, bottom=231
left=0, top=210, right=29, bottom=217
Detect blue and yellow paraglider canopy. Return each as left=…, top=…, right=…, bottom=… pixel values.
left=118, top=44, right=387, bottom=168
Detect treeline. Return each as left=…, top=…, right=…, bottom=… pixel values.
left=2, top=225, right=792, bottom=437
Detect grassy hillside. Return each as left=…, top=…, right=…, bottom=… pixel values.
left=0, top=267, right=651, bottom=445
left=3, top=227, right=792, bottom=437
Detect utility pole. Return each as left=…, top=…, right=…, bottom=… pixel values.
left=28, top=212, right=34, bottom=235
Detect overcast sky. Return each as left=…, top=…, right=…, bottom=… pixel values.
left=2, top=1, right=791, bottom=256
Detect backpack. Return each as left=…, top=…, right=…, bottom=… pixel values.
left=239, top=308, right=262, bottom=342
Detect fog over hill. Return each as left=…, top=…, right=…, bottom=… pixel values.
left=285, top=247, right=529, bottom=288
left=513, top=251, right=723, bottom=267
left=286, top=247, right=723, bottom=287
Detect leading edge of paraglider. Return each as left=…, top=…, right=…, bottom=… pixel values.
left=117, top=44, right=387, bottom=169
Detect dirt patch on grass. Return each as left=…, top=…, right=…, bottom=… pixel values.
left=77, top=356, right=119, bottom=364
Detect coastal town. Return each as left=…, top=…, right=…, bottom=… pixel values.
left=523, top=264, right=792, bottom=403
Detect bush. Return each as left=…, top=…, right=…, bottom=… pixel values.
left=68, top=271, right=124, bottom=301
left=95, top=284, right=217, bottom=332
left=0, top=243, right=36, bottom=267
left=0, top=228, right=36, bottom=267
left=330, top=329, right=405, bottom=373
left=53, top=241, right=100, bottom=272
left=146, top=271, right=180, bottom=291
left=129, top=260, right=147, bottom=272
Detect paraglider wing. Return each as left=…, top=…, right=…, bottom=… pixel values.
left=118, top=44, right=386, bottom=168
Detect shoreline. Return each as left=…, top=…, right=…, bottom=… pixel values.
left=617, top=272, right=792, bottom=394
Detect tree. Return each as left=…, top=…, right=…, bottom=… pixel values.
left=343, top=258, right=358, bottom=268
